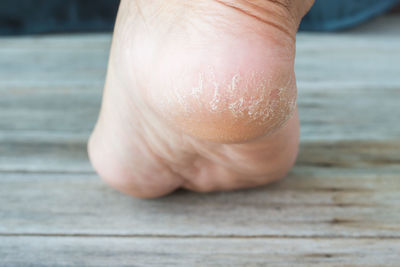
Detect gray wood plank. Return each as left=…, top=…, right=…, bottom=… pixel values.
left=0, top=159, right=399, bottom=237
left=1, top=136, right=399, bottom=174
left=0, top=18, right=399, bottom=240
left=1, top=25, right=400, bottom=172
left=0, top=14, right=399, bottom=267
left=1, top=236, right=399, bottom=266
left=1, top=82, right=399, bottom=139
left=0, top=18, right=399, bottom=146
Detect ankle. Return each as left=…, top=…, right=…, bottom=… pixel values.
left=215, top=0, right=315, bottom=30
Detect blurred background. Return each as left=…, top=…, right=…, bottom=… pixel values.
left=1, top=1, right=400, bottom=265
left=0, top=0, right=119, bottom=35
left=0, top=0, right=399, bottom=35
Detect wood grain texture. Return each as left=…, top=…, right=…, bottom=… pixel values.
left=0, top=166, right=399, bottom=237
left=1, top=236, right=400, bottom=267
left=0, top=15, right=400, bottom=266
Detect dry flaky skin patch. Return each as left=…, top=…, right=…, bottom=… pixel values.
left=151, top=66, right=297, bottom=143
left=182, top=68, right=294, bottom=120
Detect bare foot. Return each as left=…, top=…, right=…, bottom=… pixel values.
left=88, top=0, right=314, bottom=198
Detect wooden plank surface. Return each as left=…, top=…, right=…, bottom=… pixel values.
left=0, top=168, right=399, bottom=237
left=1, top=237, right=400, bottom=267
left=0, top=15, right=400, bottom=266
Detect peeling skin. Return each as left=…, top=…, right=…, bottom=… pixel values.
left=163, top=68, right=295, bottom=130
left=227, top=73, right=245, bottom=117
left=259, top=75, right=294, bottom=125
left=208, top=67, right=223, bottom=113
left=191, top=73, right=204, bottom=99
left=228, top=97, right=245, bottom=117
left=209, top=80, right=221, bottom=112
left=247, top=75, right=270, bottom=122
left=228, top=73, right=241, bottom=93
left=277, top=75, right=297, bottom=125
left=206, top=70, right=274, bottom=120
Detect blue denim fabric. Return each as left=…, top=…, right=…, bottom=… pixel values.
left=300, top=0, right=400, bottom=31
left=0, top=0, right=119, bottom=35
left=0, top=0, right=398, bottom=35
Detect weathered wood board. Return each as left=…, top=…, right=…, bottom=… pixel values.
left=1, top=237, right=400, bottom=266
left=0, top=15, right=399, bottom=266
